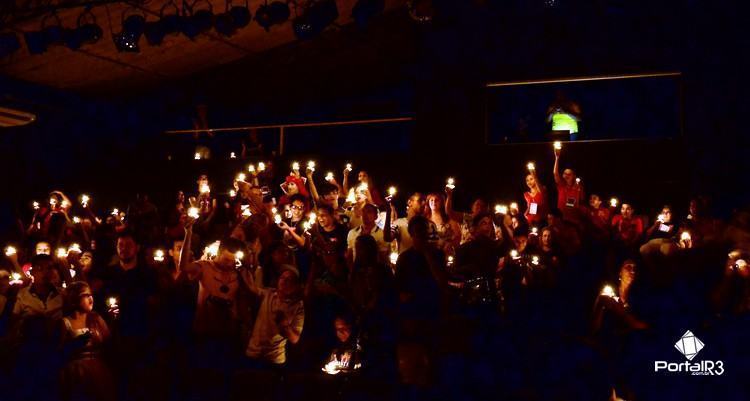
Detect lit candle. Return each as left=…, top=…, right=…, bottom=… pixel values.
left=188, top=207, right=200, bottom=219
left=194, top=152, right=201, bottom=160
left=510, top=249, right=519, bottom=259
left=610, top=198, right=618, bottom=208
left=258, top=162, right=266, bottom=172
left=388, top=186, right=397, bottom=197
left=346, top=189, right=356, bottom=204
left=510, top=202, right=518, bottom=211
left=601, top=285, right=616, bottom=298
left=345, top=163, right=352, bottom=172
left=68, top=243, right=81, bottom=254
left=107, top=297, right=118, bottom=308
left=236, top=172, right=246, bottom=182
left=205, top=241, right=220, bottom=259
left=242, top=208, right=252, bottom=217
left=680, top=231, right=691, bottom=242
left=274, top=214, right=282, bottom=225
left=32, top=201, right=40, bottom=210
left=61, top=200, right=70, bottom=209
left=230, top=152, right=236, bottom=159
left=389, top=252, right=399, bottom=265
left=553, top=141, right=562, bottom=150
left=531, top=256, right=540, bottom=265
left=11, top=272, right=22, bottom=283
left=292, top=162, right=300, bottom=171
left=446, top=177, right=455, bottom=190
left=308, top=212, right=317, bottom=223
left=447, top=255, right=454, bottom=266
left=153, top=249, right=165, bottom=262
left=325, top=172, right=334, bottom=181
left=307, top=161, right=316, bottom=171
left=271, top=207, right=278, bottom=215
left=247, top=164, right=256, bottom=173
left=530, top=227, right=538, bottom=235
left=56, top=248, right=68, bottom=258
left=80, top=194, right=90, bottom=207
left=200, top=183, right=211, bottom=194
left=657, top=213, right=666, bottom=223
left=576, top=177, right=581, bottom=185
left=736, top=259, right=747, bottom=271
left=495, top=204, right=508, bottom=215
left=527, top=162, right=535, bottom=171
left=5, top=246, right=16, bottom=257
left=111, top=208, right=119, bottom=216
left=303, top=221, right=311, bottom=231
left=50, top=197, right=57, bottom=207
left=229, top=189, right=237, bottom=198
left=73, top=216, right=81, bottom=224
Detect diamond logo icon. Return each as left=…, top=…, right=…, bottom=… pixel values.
left=674, top=330, right=705, bottom=361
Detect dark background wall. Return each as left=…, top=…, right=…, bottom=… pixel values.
left=1, top=0, right=748, bottom=240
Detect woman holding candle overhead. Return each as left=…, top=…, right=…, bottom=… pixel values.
left=523, top=162, right=548, bottom=226
left=424, top=193, right=461, bottom=254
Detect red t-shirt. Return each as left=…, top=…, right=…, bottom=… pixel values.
left=611, top=215, right=644, bottom=245
left=523, top=189, right=548, bottom=225
left=556, top=182, right=584, bottom=210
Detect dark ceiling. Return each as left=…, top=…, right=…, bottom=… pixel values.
left=0, top=0, right=408, bottom=96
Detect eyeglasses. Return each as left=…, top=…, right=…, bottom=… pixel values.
left=291, top=205, right=304, bottom=210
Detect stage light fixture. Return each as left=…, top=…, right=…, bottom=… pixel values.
left=144, top=1, right=181, bottom=45
left=114, top=9, right=145, bottom=52
left=255, top=1, right=290, bottom=31
left=65, top=9, right=103, bottom=50
left=216, top=0, right=252, bottom=37
left=0, top=33, right=21, bottom=58
left=181, top=0, right=214, bottom=40
left=352, top=0, right=384, bottom=27
left=24, top=13, right=64, bottom=54
left=293, top=0, right=338, bottom=40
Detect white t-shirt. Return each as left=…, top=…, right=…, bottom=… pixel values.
left=347, top=225, right=389, bottom=259
left=245, top=288, right=304, bottom=364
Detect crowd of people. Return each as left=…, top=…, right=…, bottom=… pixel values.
left=0, top=142, right=748, bottom=401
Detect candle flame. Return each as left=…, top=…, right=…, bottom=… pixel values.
left=389, top=252, right=399, bottom=265
left=258, top=162, right=266, bottom=171
left=527, top=162, right=535, bottom=171
left=553, top=141, right=562, bottom=150
left=5, top=246, right=17, bottom=256
left=188, top=207, right=200, bottom=219
left=388, top=186, right=397, bottom=196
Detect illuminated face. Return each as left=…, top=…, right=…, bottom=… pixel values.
left=334, top=318, right=352, bottom=343
left=589, top=195, right=601, bottom=209
left=318, top=210, right=334, bottom=228
left=287, top=182, right=299, bottom=195
left=621, top=204, right=634, bottom=219
left=170, top=241, right=184, bottom=267
left=78, top=288, right=95, bottom=312
left=525, top=174, right=536, bottom=189
left=471, top=199, right=488, bottom=216
left=323, top=190, right=339, bottom=207
left=514, top=235, right=528, bottom=252
left=407, top=194, right=424, bottom=214
left=357, top=171, right=369, bottom=183
left=661, top=208, right=672, bottom=223
left=562, top=169, right=576, bottom=186
left=475, top=216, right=494, bottom=238
left=215, top=249, right=236, bottom=270
left=278, top=270, right=299, bottom=296
left=80, top=252, right=93, bottom=272
left=541, top=229, right=552, bottom=248
left=35, top=242, right=51, bottom=255
left=689, top=200, right=699, bottom=217
left=428, top=196, right=442, bottom=212
left=291, top=201, right=305, bottom=220
left=362, top=207, right=378, bottom=226
left=116, top=237, right=138, bottom=263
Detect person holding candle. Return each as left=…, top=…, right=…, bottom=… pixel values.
left=610, top=203, right=645, bottom=252
left=587, top=194, right=612, bottom=242
left=346, top=204, right=389, bottom=267
left=523, top=163, right=549, bottom=227
left=424, top=193, right=461, bottom=254
left=59, top=281, right=115, bottom=401
left=390, top=193, right=433, bottom=253
left=552, top=143, right=585, bottom=220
